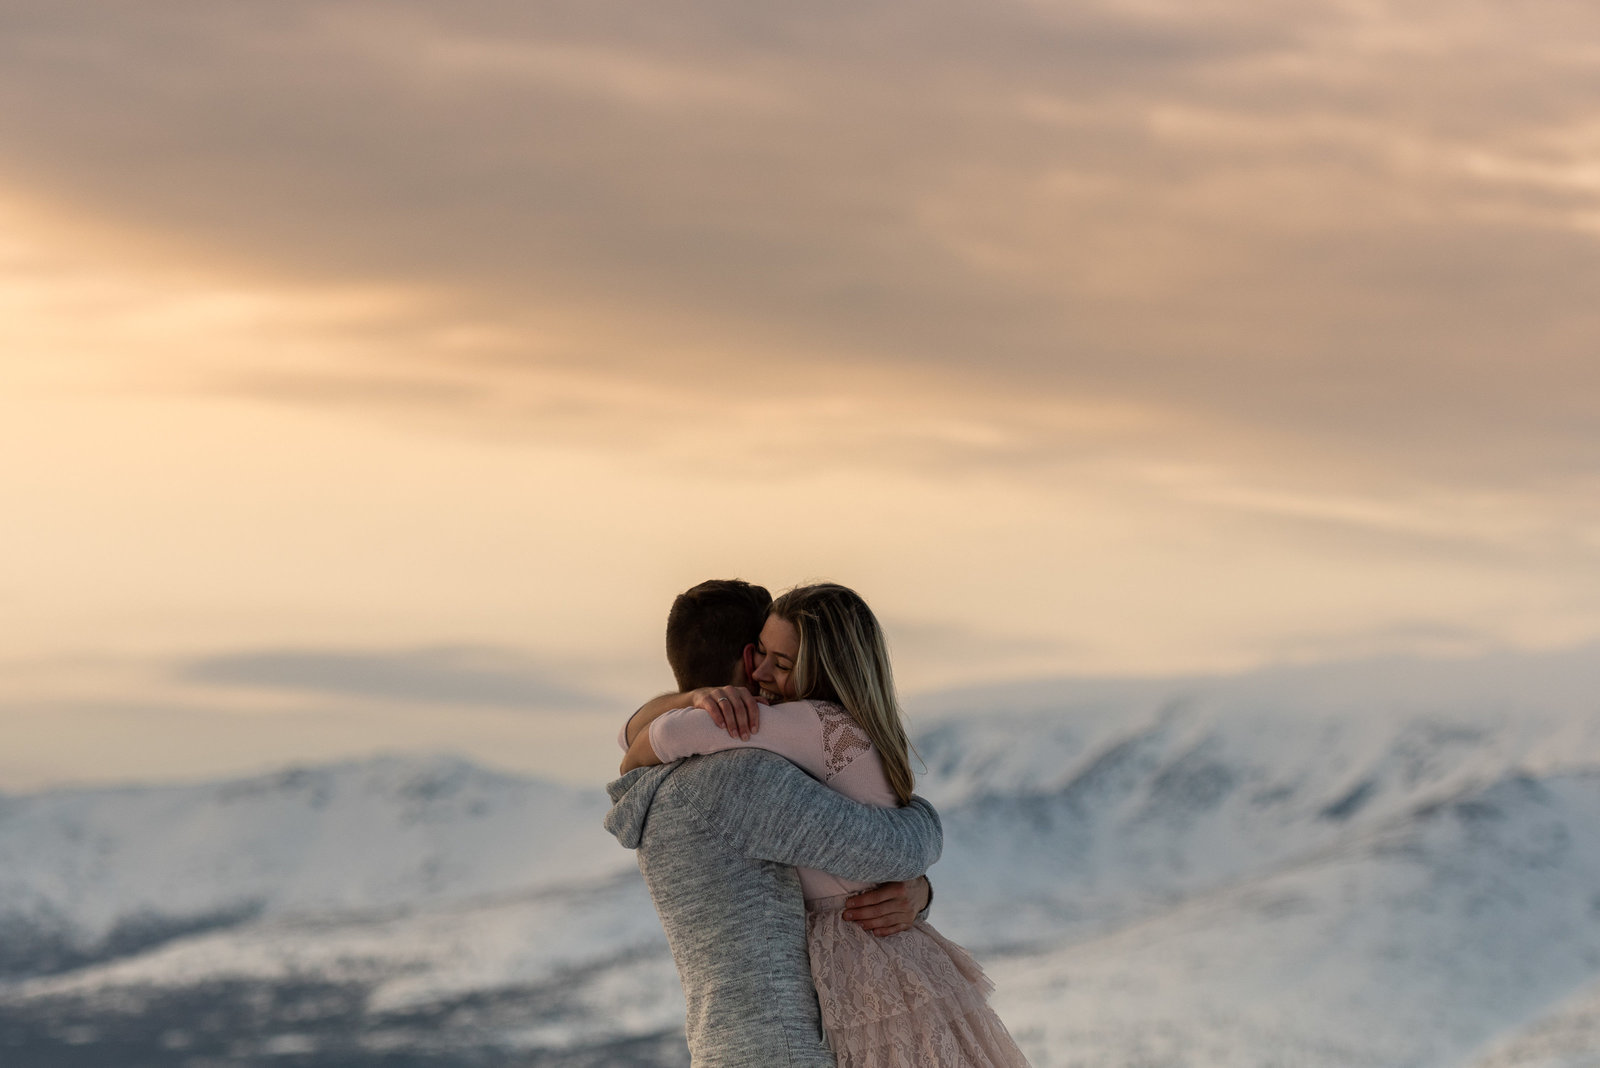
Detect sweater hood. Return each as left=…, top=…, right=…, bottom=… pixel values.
left=603, top=761, right=680, bottom=849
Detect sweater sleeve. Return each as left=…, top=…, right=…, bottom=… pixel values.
left=680, top=749, right=942, bottom=883
left=648, top=703, right=827, bottom=779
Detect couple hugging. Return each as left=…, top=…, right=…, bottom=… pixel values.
left=605, top=580, right=1029, bottom=1067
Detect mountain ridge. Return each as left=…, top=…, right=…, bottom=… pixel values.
left=4, top=643, right=1600, bottom=1066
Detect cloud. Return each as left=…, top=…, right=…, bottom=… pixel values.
left=1, top=0, right=1597, bottom=494
left=885, top=617, right=1082, bottom=692
left=1262, top=619, right=1502, bottom=665
left=887, top=616, right=1072, bottom=659
left=180, top=646, right=606, bottom=710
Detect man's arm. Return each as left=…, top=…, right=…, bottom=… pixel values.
left=681, top=750, right=941, bottom=884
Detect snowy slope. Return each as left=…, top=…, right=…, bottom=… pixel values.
left=3, top=644, right=1600, bottom=1066
left=986, top=768, right=1600, bottom=1066
left=915, top=644, right=1600, bottom=951
left=0, top=754, right=627, bottom=977
left=1467, top=970, right=1600, bottom=1067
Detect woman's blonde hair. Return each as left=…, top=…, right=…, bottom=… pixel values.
left=769, top=583, right=916, bottom=805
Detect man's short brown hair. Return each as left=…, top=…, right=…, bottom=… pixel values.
left=666, top=579, right=773, bottom=691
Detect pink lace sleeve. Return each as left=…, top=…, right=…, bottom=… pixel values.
left=813, top=701, right=873, bottom=781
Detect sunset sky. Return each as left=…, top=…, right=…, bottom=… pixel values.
left=4, top=0, right=1599, bottom=789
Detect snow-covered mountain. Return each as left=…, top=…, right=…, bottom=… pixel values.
left=4, top=645, right=1600, bottom=1067
left=0, top=754, right=628, bottom=977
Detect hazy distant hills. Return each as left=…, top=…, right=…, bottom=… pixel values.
left=4, top=645, right=1600, bottom=1067
left=0, top=756, right=628, bottom=979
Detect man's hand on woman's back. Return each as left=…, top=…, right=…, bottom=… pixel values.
left=842, top=877, right=931, bottom=937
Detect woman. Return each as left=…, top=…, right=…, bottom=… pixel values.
left=622, top=583, right=1030, bottom=1068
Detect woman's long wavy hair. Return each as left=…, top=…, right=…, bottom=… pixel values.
left=769, top=583, right=916, bottom=806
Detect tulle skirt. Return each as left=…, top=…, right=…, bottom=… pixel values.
left=806, top=893, right=1032, bottom=1068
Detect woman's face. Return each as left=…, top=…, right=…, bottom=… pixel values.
left=750, top=614, right=801, bottom=702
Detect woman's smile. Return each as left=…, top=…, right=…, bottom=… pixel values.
left=750, top=614, right=801, bottom=702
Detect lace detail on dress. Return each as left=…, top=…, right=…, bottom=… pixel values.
left=807, top=894, right=1032, bottom=1067
left=814, top=701, right=873, bottom=781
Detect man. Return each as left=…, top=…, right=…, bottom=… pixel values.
left=605, top=579, right=939, bottom=1066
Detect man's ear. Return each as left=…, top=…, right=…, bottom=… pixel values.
left=741, top=643, right=757, bottom=682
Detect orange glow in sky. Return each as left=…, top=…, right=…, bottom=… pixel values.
left=4, top=0, right=1599, bottom=788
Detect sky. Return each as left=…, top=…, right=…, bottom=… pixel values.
left=4, top=0, right=1599, bottom=790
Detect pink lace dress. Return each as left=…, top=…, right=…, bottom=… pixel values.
left=647, top=700, right=1032, bottom=1068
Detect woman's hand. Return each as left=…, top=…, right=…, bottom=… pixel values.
left=691, top=686, right=761, bottom=740
left=842, top=877, right=930, bottom=937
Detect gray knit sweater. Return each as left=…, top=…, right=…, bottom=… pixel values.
left=604, top=749, right=943, bottom=1067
